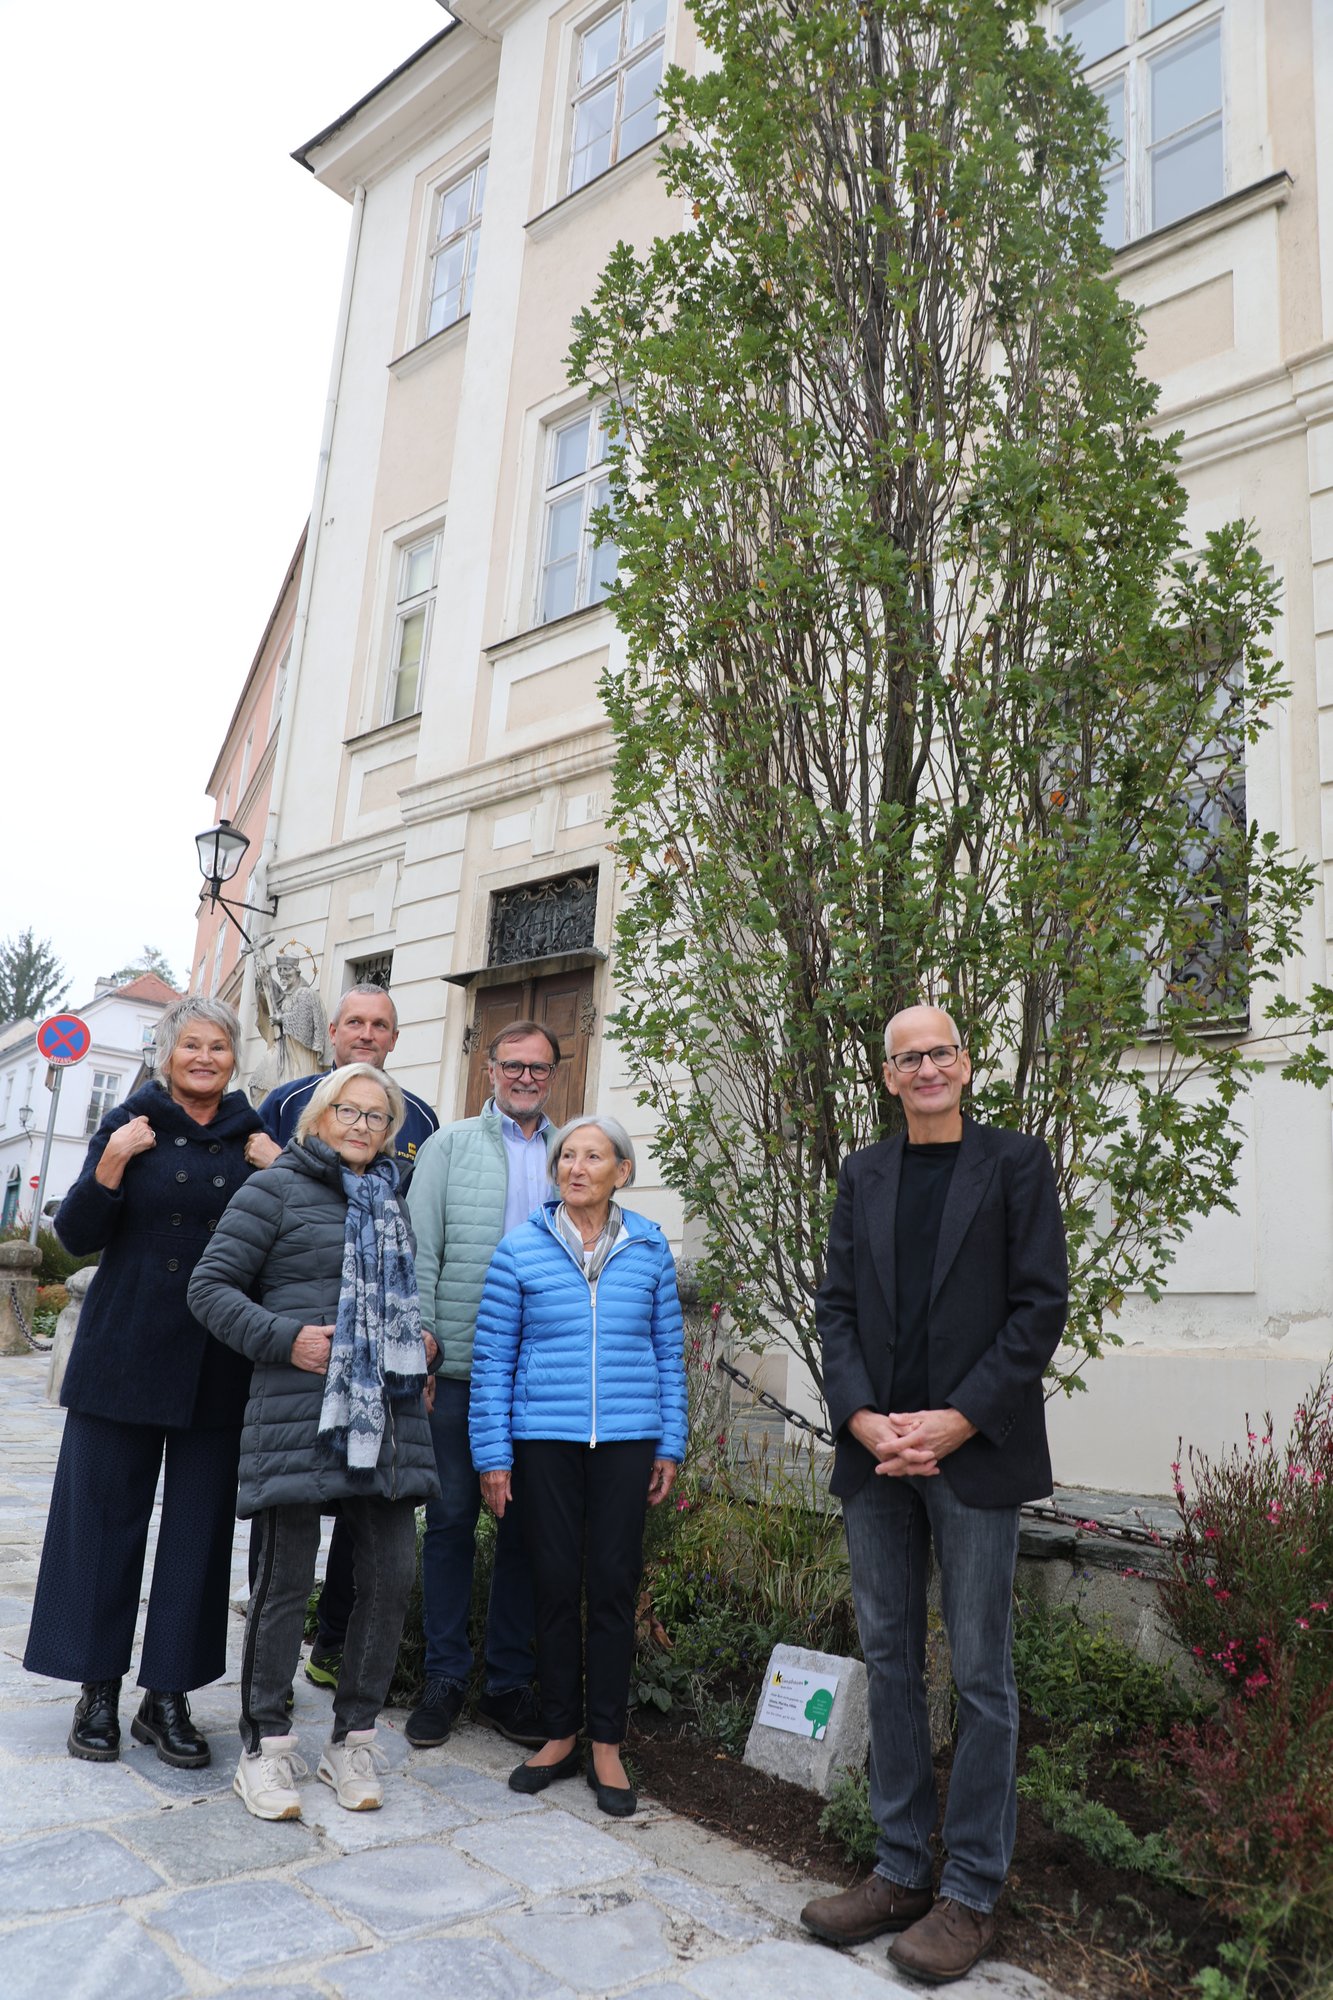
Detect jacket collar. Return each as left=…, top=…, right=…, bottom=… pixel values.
left=129, top=1081, right=261, bottom=1142
left=860, top=1116, right=996, bottom=1320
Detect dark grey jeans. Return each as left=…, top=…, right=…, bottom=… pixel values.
left=842, top=1470, right=1021, bottom=1914
left=240, top=1496, right=418, bottom=1751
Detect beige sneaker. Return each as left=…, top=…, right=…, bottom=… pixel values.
left=234, top=1734, right=308, bottom=1820
left=317, top=1728, right=388, bottom=1811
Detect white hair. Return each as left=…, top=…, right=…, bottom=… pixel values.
left=546, top=1113, right=637, bottom=1187
left=295, top=1063, right=405, bottom=1150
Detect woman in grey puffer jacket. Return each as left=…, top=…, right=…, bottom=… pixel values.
left=189, top=1063, right=440, bottom=1823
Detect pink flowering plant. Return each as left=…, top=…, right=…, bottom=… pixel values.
left=1159, top=1370, right=1333, bottom=1708
left=1153, top=1372, right=1333, bottom=1984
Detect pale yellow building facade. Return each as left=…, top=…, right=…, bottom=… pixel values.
left=252, top=0, right=1333, bottom=1492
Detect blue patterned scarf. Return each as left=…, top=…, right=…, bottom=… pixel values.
left=318, top=1154, right=427, bottom=1473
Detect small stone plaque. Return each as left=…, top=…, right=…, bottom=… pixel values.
left=742, top=1644, right=868, bottom=1798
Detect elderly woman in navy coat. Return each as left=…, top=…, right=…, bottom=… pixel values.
left=24, top=996, right=261, bottom=1769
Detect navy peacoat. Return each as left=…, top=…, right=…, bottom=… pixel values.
left=55, top=1081, right=262, bottom=1430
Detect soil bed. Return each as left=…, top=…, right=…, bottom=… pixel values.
left=627, top=1716, right=1232, bottom=1999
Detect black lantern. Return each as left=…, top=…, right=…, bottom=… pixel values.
left=194, top=818, right=278, bottom=941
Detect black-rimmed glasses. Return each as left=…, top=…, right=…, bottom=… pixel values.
left=331, top=1103, right=390, bottom=1132
left=886, top=1045, right=962, bottom=1074
left=494, top=1059, right=557, bottom=1081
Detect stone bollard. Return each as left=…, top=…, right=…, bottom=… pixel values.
left=0, top=1240, right=44, bottom=1358
left=47, top=1265, right=95, bottom=1404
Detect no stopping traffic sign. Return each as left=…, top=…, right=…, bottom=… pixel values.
left=35, top=1014, right=92, bottom=1066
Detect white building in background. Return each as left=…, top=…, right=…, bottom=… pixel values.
left=0, top=976, right=180, bottom=1232
left=238, top=0, right=1331, bottom=1493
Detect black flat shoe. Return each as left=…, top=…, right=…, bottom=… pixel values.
left=508, top=1745, right=582, bottom=1794
left=586, top=1764, right=637, bottom=1818
left=68, top=1678, right=122, bottom=1761
left=131, top=1689, right=210, bottom=1769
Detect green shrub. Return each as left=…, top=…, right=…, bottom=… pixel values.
left=1018, top=1742, right=1182, bottom=1884
left=819, top=1765, right=878, bottom=1867
left=1013, top=1590, right=1201, bottom=1743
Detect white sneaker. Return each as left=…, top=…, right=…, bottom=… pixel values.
left=234, top=1733, right=308, bottom=1820
left=318, top=1727, right=388, bottom=1810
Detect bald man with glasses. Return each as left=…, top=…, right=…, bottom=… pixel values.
left=802, top=1005, right=1068, bottom=1986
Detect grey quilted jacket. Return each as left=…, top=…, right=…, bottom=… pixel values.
left=406, top=1110, right=513, bottom=1380
left=187, top=1137, right=440, bottom=1516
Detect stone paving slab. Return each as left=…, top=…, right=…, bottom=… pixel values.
left=148, top=1878, right=359, bottom=1980
left=301, top=1840, right=517, bottom=1935
left=322, top=1933, right=577, bottom=2000
left=0, top=1352, right=1075, bottom=2000
left=0, top=1908, right=187, bottom=2000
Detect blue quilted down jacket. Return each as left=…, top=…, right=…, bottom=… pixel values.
left=469, top=1200, right=688, bottom=1470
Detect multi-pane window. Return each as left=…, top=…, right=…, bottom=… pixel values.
left=569, top=0, right=667, bottom=194
left=537, top=406, right=619, bottom=624
left=386, top=534, right=440, bottom=722
left=425, top=161, right=486, bottom=337
left=1167, top=664, right=1247, bottom=1020
left=85, top=1071, right=120, bottom=1136
left=1058, top=0, right=1223, bottom=250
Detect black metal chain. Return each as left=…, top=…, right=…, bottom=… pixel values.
left=716, top=1354, right=1172, bottom=1549
left=6, top=1282, right=53, bottom=1355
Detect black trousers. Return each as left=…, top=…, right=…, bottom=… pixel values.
left=513, top=1438, right=655, bottom=1743
left=24, top=1409, right=240, bottom=1691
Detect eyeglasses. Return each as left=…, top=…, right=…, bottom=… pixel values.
left=494, top=1059, right=556, bottom=1081
left=886, top=1045, right=963, bottom=1074
left=331, top=1103, right=390, bottom=1132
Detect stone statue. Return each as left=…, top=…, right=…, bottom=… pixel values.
left=248, top=942, right=330, bottom=1105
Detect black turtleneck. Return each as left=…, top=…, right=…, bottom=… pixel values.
left=892, top=1140, right=961, bottom=1412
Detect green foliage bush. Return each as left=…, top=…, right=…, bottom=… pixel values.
left=1012, top=1590, right=1201, bottom=1743
left=819, top=1766, right=878, bottom=1868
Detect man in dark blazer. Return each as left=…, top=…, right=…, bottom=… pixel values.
left=800, top=1005, right=1067, bottom=1985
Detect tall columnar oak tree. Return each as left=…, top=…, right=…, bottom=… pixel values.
left=569, top=0, right=1333, bottom=1397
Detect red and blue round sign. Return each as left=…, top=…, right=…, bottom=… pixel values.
left=36, top=1013, right=92, bottom=1067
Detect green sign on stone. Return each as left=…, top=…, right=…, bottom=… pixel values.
left=804, top=1686, right=834, bottom=1739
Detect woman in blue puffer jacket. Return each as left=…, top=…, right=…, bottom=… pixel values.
left=469, top=1112, right=686, bottom=1818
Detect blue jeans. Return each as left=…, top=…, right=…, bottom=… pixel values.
left=842, top=1470, right=1020, bottom=1913
left=421, top=1376, right=535, bottom=1691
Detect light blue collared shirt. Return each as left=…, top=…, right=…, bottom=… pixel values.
left=484, top=1098, right=553, bottom=1237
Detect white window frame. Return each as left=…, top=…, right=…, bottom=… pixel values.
left=535, top=402, right=620, bottom=626
left=268, top=644, right=290, bottom=743
left=384, top=533, right=441, bottom=723
left=423, top=158, right=487, bottom=340
left=85, top=1070, right=120, bottom=1136
left=1056, top=0, right=1226, bottom=249
left=568, top=0, right=668, bottom=196
left=209, top=927, right=226, bottom=995
left=238, top=730, right=253, bottom=798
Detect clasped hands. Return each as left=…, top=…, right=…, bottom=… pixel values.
left=290, top=1327, right=440, bottom=1376
left=848, top=1405, right=977, bottom=1478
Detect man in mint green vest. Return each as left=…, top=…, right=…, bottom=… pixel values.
left=403, top=1020, right=559, bottom=1748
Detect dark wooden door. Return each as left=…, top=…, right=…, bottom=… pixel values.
left=464, top=967, right=594, bottom=1124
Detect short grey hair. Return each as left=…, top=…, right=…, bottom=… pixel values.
left=154, top=997, right=241, bottom=1079
left=332, top=984, right=399, bottom=1032
left=546, top=1113, right=637, bottom=1187
left=884, top=1004, right=965, bottom=1062
left=295, top=1063, right=405, bottom=1150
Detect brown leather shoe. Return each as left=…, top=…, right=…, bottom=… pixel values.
left=888, top=1896, right=996, bottom=1984
left=800, top=1873, right=933, bottom=1946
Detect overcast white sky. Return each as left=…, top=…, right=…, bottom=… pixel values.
left=0, top=0, right=448, bottom=1008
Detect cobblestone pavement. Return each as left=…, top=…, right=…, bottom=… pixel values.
left=0, top=1356, right=1072, bottom=2000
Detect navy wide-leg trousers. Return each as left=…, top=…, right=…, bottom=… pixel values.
left=24, top=1409, right=240, bottom=1691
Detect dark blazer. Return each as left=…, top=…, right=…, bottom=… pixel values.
left=817, top=1117, right=1068, bottom=1508
left=55, top=1082, right=262, bottom=1430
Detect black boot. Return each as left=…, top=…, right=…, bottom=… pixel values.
left=131, top=1689, right=210, bottom=1769
left=68, top=1679, right=122, bottom=1761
